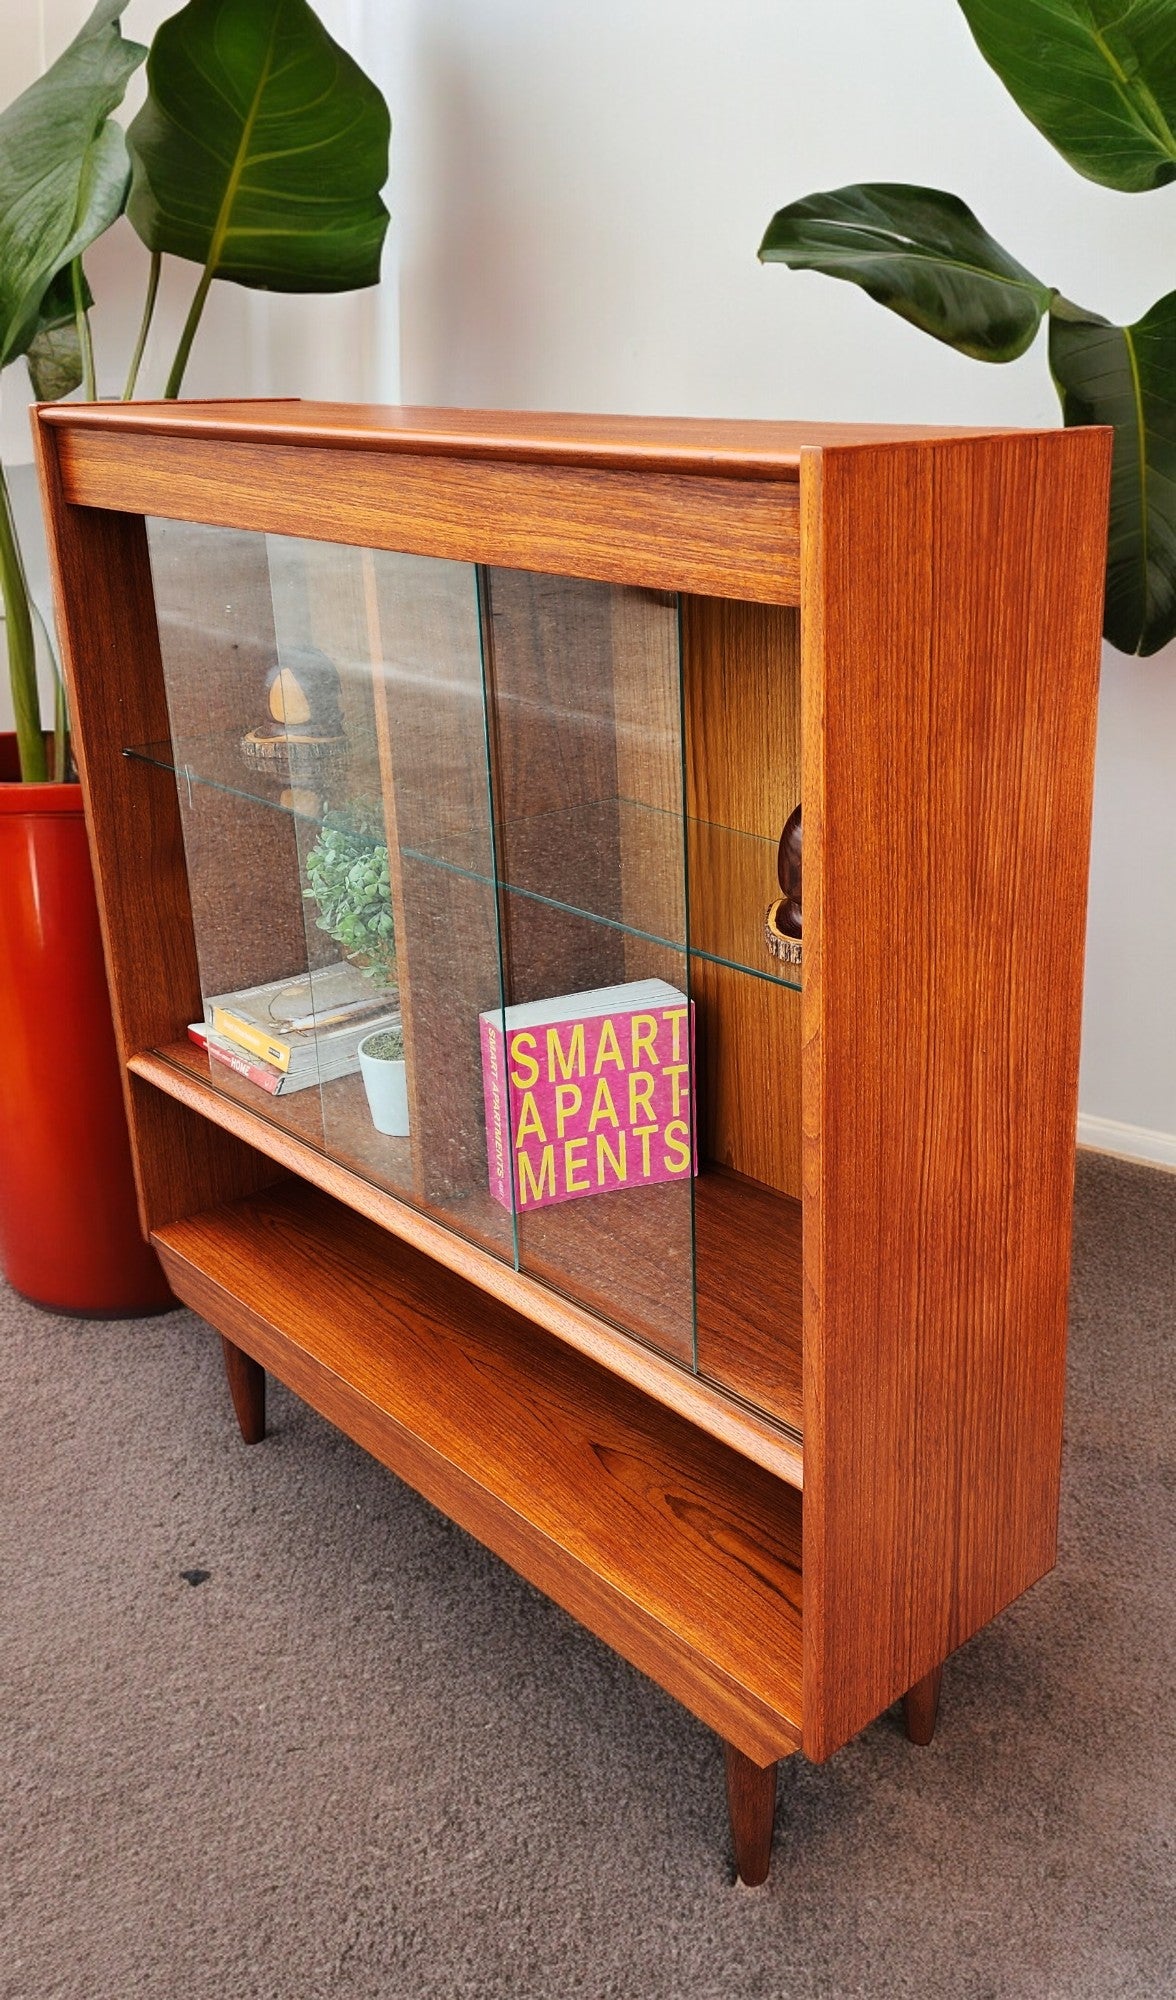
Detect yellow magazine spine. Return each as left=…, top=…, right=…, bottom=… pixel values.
left=209, top=1008, right=291, bottom=1073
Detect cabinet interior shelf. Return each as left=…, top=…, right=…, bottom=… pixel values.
left=123, top=739, right=802, bottom=992
left=130, top=1041, right=805, bottom=1485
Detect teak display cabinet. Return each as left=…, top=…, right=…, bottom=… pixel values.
left=35, top=401, right=1110, bottom=1885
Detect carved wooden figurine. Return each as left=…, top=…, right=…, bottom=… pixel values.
left=765, top=804, right=802, bottom=965
left=240, top=644, right=349, bottom=806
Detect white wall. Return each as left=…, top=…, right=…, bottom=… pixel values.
left=389, top=0, right=1176, bottom=1162
left=1, top=0, right=399, bottom=472
left=4, top=0, right=1173, bottom=1156
left=0, top=0, right=400, bottom=713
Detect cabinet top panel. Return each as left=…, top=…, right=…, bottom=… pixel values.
left=37, top=399, right=1046, bottom=481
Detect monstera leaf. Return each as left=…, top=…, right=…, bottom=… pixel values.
left=127, top=0, right=390, bottom=346
left=959, top=0, right=1176, bottom=193
left=24, top=267, right=94, bottom=401
left=1050, top=292, right=1176, bottom=654
left=759, top=184, right=1056, bottom=361
left=0, top=1, right=143, bottom=372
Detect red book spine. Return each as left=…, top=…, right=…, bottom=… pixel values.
left=187, top=1023, right=284, bottom=1096
left=480, top=1011, right=511, bottom=1208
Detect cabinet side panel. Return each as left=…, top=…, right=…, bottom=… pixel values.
left=33, top=424, right=280, bottom=1230
left=801, top=429, right=1111, bottom=1760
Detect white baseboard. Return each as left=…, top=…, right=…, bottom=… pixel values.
left=1077, top=1113, right=1176, bottom=1171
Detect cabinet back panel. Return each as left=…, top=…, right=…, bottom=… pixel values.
left=682, top=597, right=802, bottom=1201
left=681, top=597, right=804, bottom=1422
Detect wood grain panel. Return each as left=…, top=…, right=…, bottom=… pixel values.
left=153, top=1179, right=804, bottom=1760
left=800, top=428, right=1112, bottom=1760
left=695, top=1168, right=803, bottom=1429
left=682, top=597, right=801, bottom=837
left=683, top=595, right=804, bottom=1421
left=691, top=965, right=803, bottom=1425
left=54, top=431, right=800, bottom=604
left=130, top=1040, right=805, bottom=1486
left=31, top=426, right=280, bottom=1234
left=682, top=596, right=802, bottom=1198
left=691, top=962, right=802, bottom=1197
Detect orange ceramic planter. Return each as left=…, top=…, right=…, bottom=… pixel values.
left=0, top=737, right=171, bottom=1315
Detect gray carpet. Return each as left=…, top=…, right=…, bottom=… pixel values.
left=2, top=1151, right=1173, bottom=1999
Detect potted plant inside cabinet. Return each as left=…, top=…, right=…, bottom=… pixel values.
left=34, top=399, right=1111, bottom=1885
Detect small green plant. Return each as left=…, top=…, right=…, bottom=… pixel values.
left=303, top=803, right=397, bottom=989
left=760, top=0, right=1176, bottom=658
left=361, top=1027, right=404, bottom=1063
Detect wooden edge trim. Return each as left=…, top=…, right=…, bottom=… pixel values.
left=155, top=1237, right=802, bottom=1763
left=37, top=401, right=810, bottom=481
left=130, top=1049, right=805, bottom=1490
left=38, top=402, right=1072, bottom=480
left=798, top=445, right=827, bottom=1749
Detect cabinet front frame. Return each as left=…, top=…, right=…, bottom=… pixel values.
left=32, top=412, right=810, bottom=1489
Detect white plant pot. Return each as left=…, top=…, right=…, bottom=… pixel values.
left=358, top=1039, right=410, bottom=1136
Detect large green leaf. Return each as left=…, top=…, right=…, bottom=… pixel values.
left=1050, top=292, right=1176, bottom=654
left=24, top=265, right=92, bottom=400
left=759, top=184, right=1055, bottom=361
left=0, top=2, right=144, bottom=370
left=126, top=0, right=391, bottom=294
left=26, top=320, right=85, bottom=402
left=959, top=1, right=1176, bottom=193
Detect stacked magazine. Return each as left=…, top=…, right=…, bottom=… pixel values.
left=189, top=961, right=399, bottom=1096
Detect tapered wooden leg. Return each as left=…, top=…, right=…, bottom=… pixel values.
left=903, top=1664, right=943, bottom=1745
left=221, top=1335, right=266, bottom=1444
left=724, top=1742, right=777, bottom=1886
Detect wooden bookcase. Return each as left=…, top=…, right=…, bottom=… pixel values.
left=34, top=402, right=1110, bottom=1884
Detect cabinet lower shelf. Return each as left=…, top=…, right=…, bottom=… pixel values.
left=152, top=1179, right=804, bottom=1762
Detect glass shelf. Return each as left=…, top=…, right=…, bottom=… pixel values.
left=124, top=741, right=802, bottom=992
left=123, top=735, right=383, bottom=828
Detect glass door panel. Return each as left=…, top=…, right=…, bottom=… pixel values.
left=271, top=536, right=514, bottom=1262
left=480, top=571, right=696, bottom=1364
left=139, top=528, right=707, bottom=1376
left=143, top=517, right=331, bottom=1156
left=142, top=521, right=514, bottom=1265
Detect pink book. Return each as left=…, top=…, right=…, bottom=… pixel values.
left=480, top=979, right=696, bottom=1212
left=187, top=1021, right=284, bottom=1095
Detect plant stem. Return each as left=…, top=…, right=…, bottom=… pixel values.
left=52, top=667, right=69, bottom=782
left=0, top=462, right=47, bottom=782
left=70, top=257, right=96, bottom=401
left=164, top=263, right=214, bottom=399
left=122, top=252, right=161, bottom=400
left=33, top=603, right=70, bottom=781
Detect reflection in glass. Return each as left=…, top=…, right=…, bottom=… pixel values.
left=140, top=524, right=801, bottom=1409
